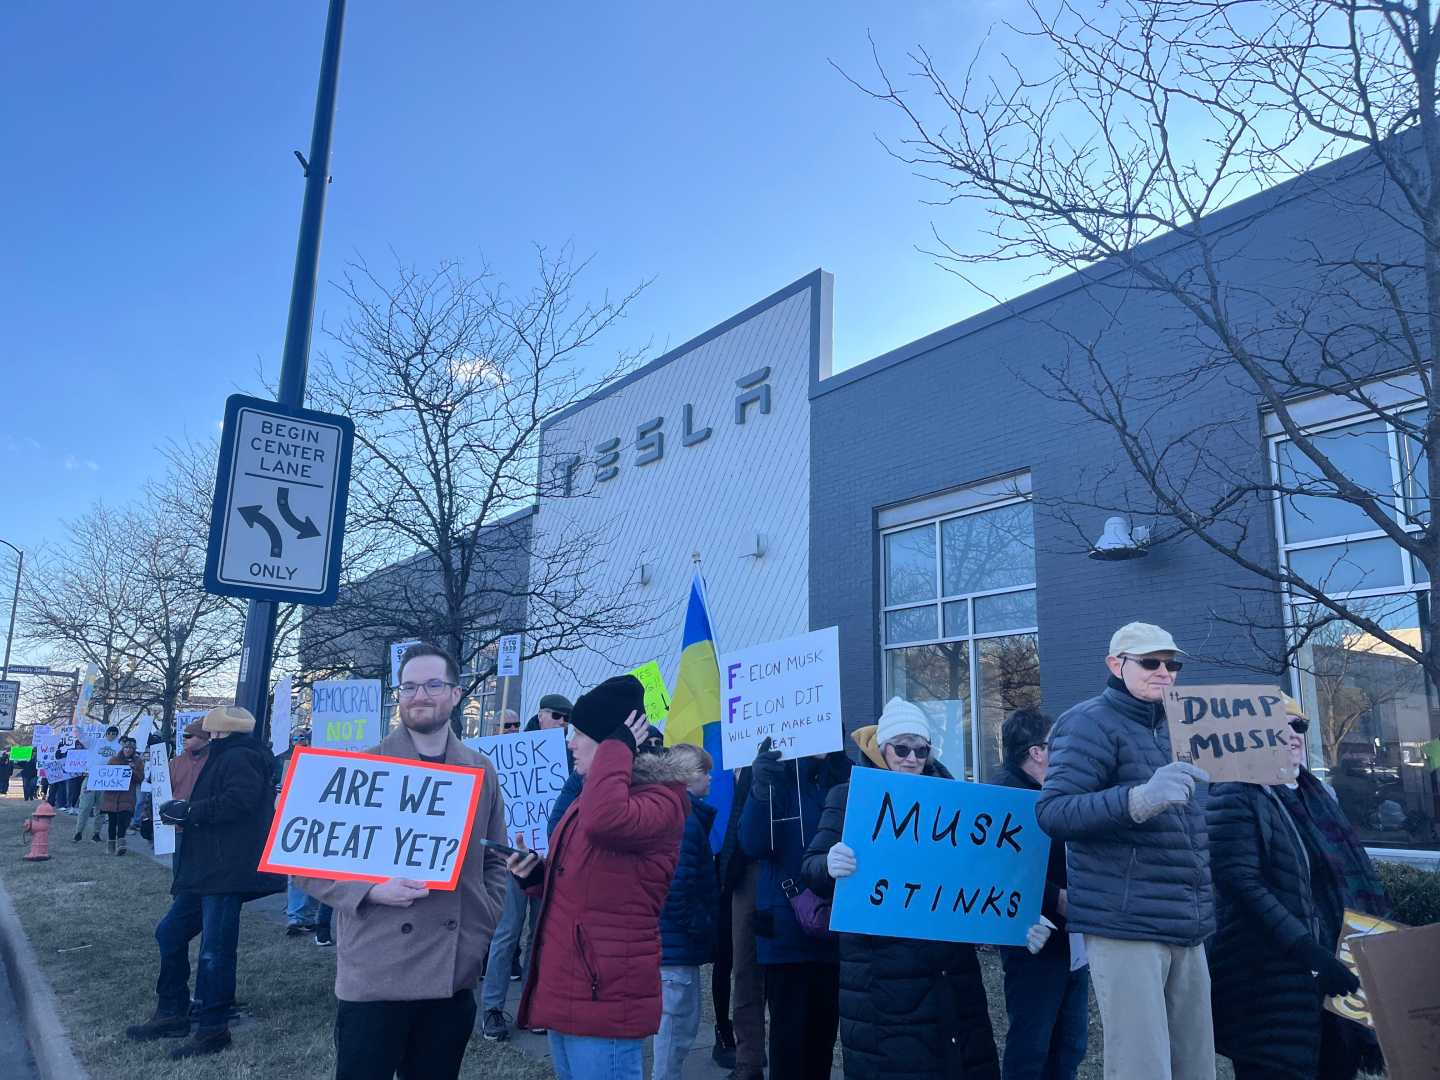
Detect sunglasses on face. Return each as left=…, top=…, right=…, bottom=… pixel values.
left=889, top=743, right=931, bottom=760
left=1122, top=655, right=1184, bottom=673
left=1288, top=717, right=1309, bottom=734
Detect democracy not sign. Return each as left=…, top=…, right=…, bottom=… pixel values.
left=259, top=747, right=485, bottom=890
left=312, top=679, right=382, bottom=753
left=87, top=764, right=133, bottom=792
left=718, top=626, right=843, bottom=769
left=466, top=728, right=568, bottom=854
left=1163, top=684, right=1297, bottom=785
left=830, top=768, right=1051, bottom=947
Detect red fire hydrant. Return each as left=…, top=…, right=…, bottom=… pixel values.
left=22, top=803, right=56, bottom=861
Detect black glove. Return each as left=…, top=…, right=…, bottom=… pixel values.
left=750, top=738, right=784, bottom=799
left=158, top=799, right=191, bottom=826
left=1305, top=943, right=1361, bottom=997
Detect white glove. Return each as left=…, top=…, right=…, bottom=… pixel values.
left=826, top=841, right=857, bottom=879
left=1130, top=761, right=1210, bottom=823
left=1026, top=920, right=1053, bottom=955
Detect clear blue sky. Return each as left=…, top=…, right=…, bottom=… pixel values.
left=2, top=1, right=1037, bottom=566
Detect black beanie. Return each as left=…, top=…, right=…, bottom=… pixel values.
left=570, top=674, right=646, bottom=744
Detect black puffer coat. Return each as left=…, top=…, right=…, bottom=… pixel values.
left=1207, top=781, right=1326, bottom=1077
left=660, top=795, right=719, bottom=966
left=802, top=747, right=1000, bottom=1080
left=1036, top=679, right=1213, bottom=945
left=172, top=733, right=284, bottom=899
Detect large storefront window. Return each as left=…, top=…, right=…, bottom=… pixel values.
left=882, top=492, right=1039, bottom=780
left=1273, top=407, right=1440, bottom=851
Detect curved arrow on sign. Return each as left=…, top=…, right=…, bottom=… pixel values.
left=238, top=505, right=284, bottom=558
left=276, top=487, right=321, bottom=539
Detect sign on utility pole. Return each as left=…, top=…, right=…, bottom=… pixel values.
left=0, top=680, right=18, bottom=732
left=205, top=393, right=353, bottom=605
left=495, top=634, right=522, bottom=733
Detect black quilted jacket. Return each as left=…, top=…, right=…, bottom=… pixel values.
left=1036, top=680, right=1214, bottom=946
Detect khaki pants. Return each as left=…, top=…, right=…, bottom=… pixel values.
left=731, top=862, right=766, bottom=1074
left=1086, top=935, right=1216, bottom=1080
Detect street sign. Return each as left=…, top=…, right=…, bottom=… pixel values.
left=390, top=638, right=422, bottom=687
left=205, top=394, right=354, bottom=605
left=497, top=634, right=522, bottom=678
left=0, top=680, right=18, bottom=731
left=3, top=665, right=75, bottom=678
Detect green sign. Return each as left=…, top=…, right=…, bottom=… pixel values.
left=629, top=661, right=671, bottom=727
left=9, top=745, right=34, bottom=761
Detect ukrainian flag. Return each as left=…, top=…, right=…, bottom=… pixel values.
left=664, top=570, right=732, bottom=852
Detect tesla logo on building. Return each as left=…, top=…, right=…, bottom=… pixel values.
left=553, top=366, right=773, bottom=494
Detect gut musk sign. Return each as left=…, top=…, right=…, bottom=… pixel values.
left=205, top=394, right=354, bottom=605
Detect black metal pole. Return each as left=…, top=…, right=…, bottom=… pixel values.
left=235, top=0, right=347, bottom=743
left=0, top=541, right=21, bottom=681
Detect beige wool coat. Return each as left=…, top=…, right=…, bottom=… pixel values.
left=297, top=726, right=510, bottom=1002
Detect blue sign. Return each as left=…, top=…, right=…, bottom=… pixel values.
left=830, top=768, right=1051, bottom=947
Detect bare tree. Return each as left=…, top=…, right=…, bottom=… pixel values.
left=849, top=1, right=1440, bottom=684
left=302, top=246, right=658, bottom=725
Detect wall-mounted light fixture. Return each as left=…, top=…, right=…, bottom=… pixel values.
left=739, top=534, right=766, bottom=560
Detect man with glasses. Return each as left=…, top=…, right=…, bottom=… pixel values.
left=481, top=692, right=572, bottom=1042
left=1036, top=622, right=1215, bottom=1080
left=296, top=643, right=511, bottom=1080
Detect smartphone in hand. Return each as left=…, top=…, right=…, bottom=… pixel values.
left=476, top=837, right=521, bottom=858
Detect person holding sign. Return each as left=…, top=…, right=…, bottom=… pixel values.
left=126, top=705, right=284, bottom=1059
left=73, top=724, right=119, bottom=844
left=800, top=698, right=1000, bottom=1080
left=294, top=643, right=510, bottom=1080
left=1207, top=694, right=1392, bottom=1080
left=508, top=675, right=697, bottom=1080
left=1036, top=622, right=1215, bottom=1080
left=99, top=737, right=144, bottom=855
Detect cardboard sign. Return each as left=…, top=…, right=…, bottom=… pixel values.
left=629, top=661, right=671, bottom=727
left=9, top=745, right=34, bottom=761
left=259, top=746, right=485, bottom=890
left=1326, top=908, right=1407, bottom=1028
left=312, top=679, right=382, bottom=753
left=1163, top=684, right=1297, bottom=785
left=830, top=769, right=1051, bottom=947
left=465, top=727, right=568, bottom=854
left=87, top=764, right=134, bottom=792
left=1351, top=920, right=1440, bottom=1079
left=148, top=744, right=176, bottom=856
left=718, top=626, right=844, bottom=769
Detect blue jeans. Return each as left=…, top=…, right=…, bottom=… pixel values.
left=155, top=893, right=243, bottom=1032
left=481, top=877, right=537, bottom=1010
left=652, top=965, right=702, bottom=1080
left=1000, top=945, right=1090, bottom=1080
left=547, top=1032, right=644, bottom=1080
left=286, top=879, right=319, bottom=926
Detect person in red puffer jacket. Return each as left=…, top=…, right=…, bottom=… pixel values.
left=507, top=674, right=698, bottom=1080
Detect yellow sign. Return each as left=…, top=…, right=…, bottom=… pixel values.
left=629, top=661, right=670, bottom=727
left=1326, top=908, right=1406, bottom=1028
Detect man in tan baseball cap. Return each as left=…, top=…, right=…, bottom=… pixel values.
left=1036, top=621, right=1215, bottom=1080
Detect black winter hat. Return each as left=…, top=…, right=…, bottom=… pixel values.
left=570, top=674, right=646, bottom=743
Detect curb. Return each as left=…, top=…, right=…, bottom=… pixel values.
left=0, top=874, right=90, bottom=1080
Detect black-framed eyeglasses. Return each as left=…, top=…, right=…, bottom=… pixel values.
left=398, top=679, right=458, bottom=699
left=1121, top=655, right=1183, bottom=673
left=889, top=743, right=931, bottom=760
left=1288, top=717, right=1310, bottom=734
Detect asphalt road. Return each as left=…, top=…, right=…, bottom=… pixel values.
left=0, top=946, right=39, bottom=1080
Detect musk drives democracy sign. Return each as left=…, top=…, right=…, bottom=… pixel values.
left=259, top=747, right=485, bottom=891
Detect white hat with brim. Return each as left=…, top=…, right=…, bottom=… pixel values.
left=876, top=697, right=931, bottom=745
left=1108, top=622, right=1184, bottom=657
left=203, top=705, right=256, bottom=735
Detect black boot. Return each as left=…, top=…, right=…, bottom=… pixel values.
left=712, top=1021, right=737, bottom=1069
left=169, top=1027, right=232, bottom=1059
left=125, top=1011, right=190, bottom=1041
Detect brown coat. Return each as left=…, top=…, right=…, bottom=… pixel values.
left=297, top=726, right=510, bottom=1003
left=99, top=753, right=145, bottom=813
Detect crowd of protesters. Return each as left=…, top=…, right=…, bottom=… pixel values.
left=4, top=623, right=1399, bottom=1080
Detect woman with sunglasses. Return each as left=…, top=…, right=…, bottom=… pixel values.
left=1207, top=695, right=1392, bottom=1080
left=801, top=698, right=1000, bottom=1080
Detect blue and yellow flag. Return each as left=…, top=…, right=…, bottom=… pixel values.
left=664, top=570, right=732, bottom=852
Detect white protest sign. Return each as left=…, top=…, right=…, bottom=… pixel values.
left=271, top=677, right=293, bottom=758
left=312, top=679, right=382, bottom=753
left=33, top=729, right=59, bottom=780
left=390, top=640, right=422, bottom=687
left=718, top=625, right=844, bottom=769
left=174, top=710, right=208, bottom=756
left=87, top=764, right=133, bottom=792
left=465, top=727, right=568, bottom=854
left=61, top=748, right=90, bottom=778
left=130, top=715, right=155, bottom=751
left=148, top=744, right=176, bottom=856
left=260, top=747, right=485, bottom=890
left=497, top=634, right=522, bottom=678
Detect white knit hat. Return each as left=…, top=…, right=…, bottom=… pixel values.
left=876, top=697, right=930, bottom=745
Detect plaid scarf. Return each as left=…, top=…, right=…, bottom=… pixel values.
left=1291, top=769, right=1393, bottom=920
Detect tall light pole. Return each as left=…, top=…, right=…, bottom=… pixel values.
left=234, top=0, right=347, bottom=744
left=0, top=538, right=22, bottom=682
